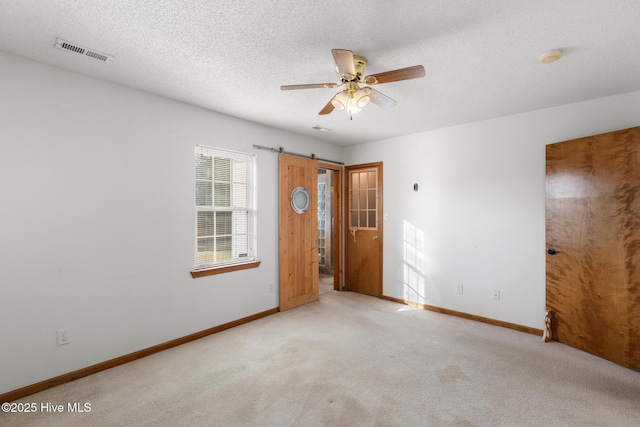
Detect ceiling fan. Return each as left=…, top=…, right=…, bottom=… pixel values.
left=280, top=49, right=425, bottom=118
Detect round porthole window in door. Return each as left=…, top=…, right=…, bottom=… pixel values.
left=290, top=186, right=310, bottom=214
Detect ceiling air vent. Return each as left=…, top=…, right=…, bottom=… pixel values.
left=55, top=38, right=113, bottom=62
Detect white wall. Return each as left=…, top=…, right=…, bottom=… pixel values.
left=0, top=52, right=343, bottom=394
left=344, top=91, right=640, bottom=329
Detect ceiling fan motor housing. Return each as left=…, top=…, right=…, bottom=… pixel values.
left=335, top=54, right=367, bottom=82
left=353, top=55, right=367, bottom=80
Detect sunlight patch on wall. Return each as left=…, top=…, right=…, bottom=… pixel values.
left=402, top=220, right=427, bottom=303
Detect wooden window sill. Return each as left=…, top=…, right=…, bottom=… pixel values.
left=190, top=260, right=261, bottom=278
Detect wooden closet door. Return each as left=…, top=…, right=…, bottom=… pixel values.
left=546, top=126, right=640, bottom=371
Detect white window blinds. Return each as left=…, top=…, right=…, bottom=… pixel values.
left=195, top=145, right=256, bottom=268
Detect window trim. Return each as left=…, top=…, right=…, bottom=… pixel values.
left=190, top=260, right=261, bottom=278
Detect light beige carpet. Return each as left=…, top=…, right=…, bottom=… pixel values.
left=2, top=292, right=639, bottom=426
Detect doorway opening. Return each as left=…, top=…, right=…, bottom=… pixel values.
left=318, top=166, right=341, bottom=294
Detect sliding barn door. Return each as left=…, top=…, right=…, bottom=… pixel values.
left=546, top=126, right=640, bottom=371
left=279, top=154, right=319, bottom=311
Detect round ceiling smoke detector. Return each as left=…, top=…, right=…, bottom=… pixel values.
left=538, top=49, right=563, bottom=64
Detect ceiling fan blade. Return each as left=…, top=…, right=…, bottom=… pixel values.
left=281, top=83, right=338, bottom=90
left=318, top=99, right=335, bottom=115
left=332, top=49, right=357, bottom=81
left=366, top=88, right=397, bottom=109
left=363, top=65, right=425, bottom=85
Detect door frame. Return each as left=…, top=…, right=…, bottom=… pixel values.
left=344, top=161, right=383, bottom=297
left=318, top=162, right=343, bottom=292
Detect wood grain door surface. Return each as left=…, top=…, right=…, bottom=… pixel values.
left=345, top=163, right=383, bottom=297
left=279, top=155, right=319, bottom=311
left=546, top=126, right=640, bottom=371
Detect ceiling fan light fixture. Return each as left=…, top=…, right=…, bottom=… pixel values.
left=353, top=89, right=370, bottom=108
left=331, top=89, right=367, bottom=114
left=346, top=99, right=361, bottom=115
left=347, top=102, right=362, bottom=114
left=331, top=91, right=348, bottom=110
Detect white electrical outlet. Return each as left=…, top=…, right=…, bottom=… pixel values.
left=492, top=290, right=500, bottom=301
left=268, top=283, right=274, bottom=293
left=456, top=284, right=463, bottom=295
left=57, top=328, right=70, bottom=346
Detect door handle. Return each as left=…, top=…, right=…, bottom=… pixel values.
left=349, top=227, right=357, bottom=243
left=373, top=236, right=379, bottom=240
left=547, top=248, right=561, bottom=255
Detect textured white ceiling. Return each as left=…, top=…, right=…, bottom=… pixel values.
left=1, top=1, right=640, bottom=145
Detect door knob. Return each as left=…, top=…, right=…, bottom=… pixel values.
left=547, top=248, right=559, bottom=255
left=373, top=236, right=379, bottom=240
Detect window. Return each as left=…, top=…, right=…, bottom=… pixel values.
left=349, top=168, right=378, bottom=229
left=194, top=145, right=256, bottom=270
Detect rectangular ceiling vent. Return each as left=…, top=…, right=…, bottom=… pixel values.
left=55, top=38, right=113, bottom=62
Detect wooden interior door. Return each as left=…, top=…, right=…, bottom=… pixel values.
left=345, top=162, right=383, bottom=297
left=546, top=126, right=640, bottom=371
left=279, top=154, right=319, bottom=311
